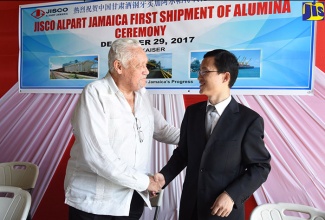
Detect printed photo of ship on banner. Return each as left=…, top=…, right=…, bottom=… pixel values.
left=19, top=0, right=316, bottom=95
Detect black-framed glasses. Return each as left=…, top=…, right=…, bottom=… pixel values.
left=197, top=70, right=221, bottom=76
left=135, top=117, right=144, bottom=143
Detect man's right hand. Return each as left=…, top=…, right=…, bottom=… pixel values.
left=154, top=173, right=165, bottom=188
left=147, top=176, right=161, bottom=195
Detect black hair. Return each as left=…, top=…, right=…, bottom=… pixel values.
left=203, top=49, right=239, bottom=88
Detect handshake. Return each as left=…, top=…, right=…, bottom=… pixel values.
left=147, top=173, right=165, bottom=196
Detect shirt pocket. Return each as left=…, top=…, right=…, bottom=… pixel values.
left=107, top=116, right=134, bottom=147
left=138, top=114, right=154, bottom=136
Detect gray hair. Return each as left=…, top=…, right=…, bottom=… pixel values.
left=108, top=38, right=142, bottom=73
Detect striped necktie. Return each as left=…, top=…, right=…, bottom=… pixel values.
left=205, top=105, right=218, bottom=138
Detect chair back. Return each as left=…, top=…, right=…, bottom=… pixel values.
left=0, top=186, right=31, bottom=220
left=0, top=162, right=39, bottom=192
left=145, top=190, right=164, bottom=220
left=250, top=202, right=325, bottom=220
left=149, top=189, right=164, bottom=207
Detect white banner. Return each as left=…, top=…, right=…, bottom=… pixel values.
left=19, top=0, right=317, bottom=94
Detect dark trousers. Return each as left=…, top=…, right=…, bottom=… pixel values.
left=69, top=191, right=144, bottom=220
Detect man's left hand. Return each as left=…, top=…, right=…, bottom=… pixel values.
left=210, top=191, right=234, bottom=217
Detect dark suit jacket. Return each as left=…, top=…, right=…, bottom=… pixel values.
left=160, top=97, right=271, bottom=220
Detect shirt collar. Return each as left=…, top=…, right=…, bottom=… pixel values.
left=106, top=72, right=119, bottom=94
left=105, top=72, right=146, bottom=96
left=207, top=96, right=231, bottom=116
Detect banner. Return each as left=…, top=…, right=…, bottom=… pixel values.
left=19, top=0, right=318, bottom=94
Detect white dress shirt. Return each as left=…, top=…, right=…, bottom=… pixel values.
left=64, top=73, right=179, bottom=215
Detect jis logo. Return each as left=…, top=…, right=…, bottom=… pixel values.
left=302, top=2, right=324, bottom=21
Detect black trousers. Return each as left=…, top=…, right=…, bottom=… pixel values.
left=69, top=191, right=145, bottom=220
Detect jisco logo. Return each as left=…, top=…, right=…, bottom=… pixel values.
left=31, top=9, right=45, bottom=19
left=302, top=2, right=324, bottom=21
left=31, top=7, right=68, bottom=19
left=45, top=7, right=68, bottom=14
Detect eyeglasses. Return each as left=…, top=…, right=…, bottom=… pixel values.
left=135, top=117, right=144, bottom=143
left=197, top=70, right=221, bottom=76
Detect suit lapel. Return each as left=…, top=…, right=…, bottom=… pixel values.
left=198, top=102, right=208, bottom=146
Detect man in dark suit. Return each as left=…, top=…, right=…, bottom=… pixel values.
left=154, top=49, right=271, bottom=220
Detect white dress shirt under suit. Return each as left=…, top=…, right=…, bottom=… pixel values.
left=64, top=73, right=180, bottom=216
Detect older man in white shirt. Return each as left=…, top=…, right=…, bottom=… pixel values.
left=64, top=38, right=179, bottom=220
